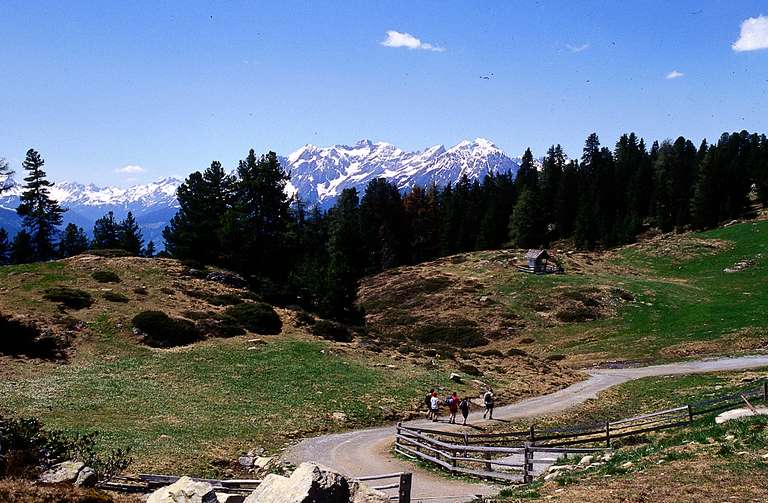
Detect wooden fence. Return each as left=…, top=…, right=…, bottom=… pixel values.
left=395, top=380, right=768, bottom=483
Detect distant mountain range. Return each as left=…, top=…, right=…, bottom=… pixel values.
left=0, top=138, right=522, bottom=246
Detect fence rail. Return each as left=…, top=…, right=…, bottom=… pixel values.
left=396, top=380, right=768, bottom=483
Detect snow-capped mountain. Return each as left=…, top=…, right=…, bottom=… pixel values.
left=284, top=138, right=519, bottom=207
left=0, top=137, right=521, bottom=246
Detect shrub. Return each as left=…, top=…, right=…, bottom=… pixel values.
left=412, top=321, right=488, bottom=348
left=91, top=271, right=120, bottom=283
left=180, top=259, right=207, bottom=271
left=0, top=315, right=64, bottom=359
left=311, top=320, right=353, bottom=342
left=208, top=293, right=243, bottom=306
left=160, top=287, right=174, bottom=295
left=507, top=348, right=528, bottom=357
left=294, top=310, right=316, bottom=327
left=43, top=287, right=93, bottom=310
left=224, top=303, right=282, bottom=335
left=546, top=354, right=566, bottom=361
left=196, top=315, right=246, bottom=338
left=102, top=292, right=128, bottom=303
left=132, top=311, right=203, bottom=348
left=458, top=363, right=482, bottom=376
left=133, top=286, right=148, bottom=295
left=555, top=306, right=599, bottom=323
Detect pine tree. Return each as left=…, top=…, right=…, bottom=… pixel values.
left=0, top=228, right=9, bottom=265
left=359, top=178, right=408, bottom=272
left=92, top=211, right=120, bottom=249
left=515, top=148, right=539, bottom=193
left=145, top=241, right=156, bottom=257
left=58, top=223, right=89, bottom=257
left=119, top=212, right=144, bottom=255
left=324, top=188, right=363, bottom=320
left=508, top=188, right=544, bottom=248
left=15, top=149, right=65, bottom=261
left=10, top=230, right=35, bottom=264
left=163, top=160, right=234, bottom=264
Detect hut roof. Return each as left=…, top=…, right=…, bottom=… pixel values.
left=525, top=249, right=549, bottom=260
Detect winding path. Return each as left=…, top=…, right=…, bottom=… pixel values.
left=284, top=355, right=768, bottom=502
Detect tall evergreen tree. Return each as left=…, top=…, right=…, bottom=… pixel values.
left=359, top=178, right=408, bottom=272
left=10, top=230, right=35, bottom=264
left=15, top=149, right=65, bottom=261
left=58, top=223, right=89, bottom=258
left=163, top=160, right=234, bottom=264
left=0, top=158, right=13, bottom=194
left=0, top=228, right=9, bottom=265
left=119, top=212, right=144, bottom=255
left=508, top=188, right=544, bottom=248
left=324, top=188, right=363, bottom=320
left=92, top=211, right=120, bottom=249
left=515, top=148, right=539, bottom=193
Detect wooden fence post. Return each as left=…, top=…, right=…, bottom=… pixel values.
left=687, top=404, right=694, bottom=423
left=763, top=381, right=767, bottom=402
left=605, top=420, right=611, bottom=448
left=463, top=432, right=469, bottom=459
left=398, top=473, right=412, bottom=503
left=484, top=451, right=492, bottom=472
left=529, top=424, right=536, bottom=444
left=523, top=442, right=533, bottom=484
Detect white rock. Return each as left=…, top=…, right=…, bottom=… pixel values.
left=547, top=464, right=573, bottom=473
left=449, top=372, right=462, bottom=382
left=332, top=412, right=348, bottom=422
left=715, top=407, right=768, bottom=424
left=577, top=455, right=594, bottom=467
left=620, top=461, right=634, bottom=469
left=39, top=461, right=85, bottom=484
left=724, top=434, right=736, bottom=441
left=253, top=456, right=273, bottom=470
left=544, top=472, right=558, bottom=482
left=146, top=476, right=218, bottom=503
left=601, top=452, right=614, bottom=462
left=74, top=466, right=97, bottom=487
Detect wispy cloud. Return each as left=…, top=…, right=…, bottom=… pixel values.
left=566, top=43, right=590, bottom=53
left=115, top=164, right=145, bottom=174
left=666, top=70, right=684, bottom=80
left=380, top=30, right=445, bottom=52
left=732, top=15, right=768, bottom=52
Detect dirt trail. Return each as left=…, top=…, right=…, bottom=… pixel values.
left=284, top=355, right=768, bottom=502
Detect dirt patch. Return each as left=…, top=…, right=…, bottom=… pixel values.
left=660, top=327, right=768, bottom=358
left=0, top=478, right=140, bottom=503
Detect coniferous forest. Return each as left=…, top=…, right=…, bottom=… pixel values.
left=3, top=131, right=768, bottom=321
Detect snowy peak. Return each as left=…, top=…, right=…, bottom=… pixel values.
left=285, top=138, right=519, bottom=206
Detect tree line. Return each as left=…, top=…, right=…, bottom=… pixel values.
left=2, top=130, right=768, bottom=320
left=0, top=149, right=155, bottom=264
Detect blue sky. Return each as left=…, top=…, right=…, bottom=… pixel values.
left=1, top=0, right=767, bottom=186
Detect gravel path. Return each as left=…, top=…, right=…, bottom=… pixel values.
left=284, top=355, right=768, bottom=502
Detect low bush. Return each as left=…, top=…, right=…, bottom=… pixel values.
left=133, top=286, right=148, bottom=295
left=0, top=415, right=131, bottom=482
left=458, top=363, right=482, bottom=376
left=180, top=259, right=207, bottom=271
left=0, top=315, right=64, bottom=359
left=43, top=288, right=93, bottom=310
left=555, top=306, right=599, bottom=323
left=546, top=354, right=566, bottom=361
left=102, top=292, right=128, bottom=303
left=196, top=315, right=246, bottom=338
left=412, top=320, right=488, bottom=348
left=506, top=348, right=528, bottom=357
left=132, top=311, right=204, bottom=348
left=224, top=303, right=282, bottom=335
left=159, top=287, right=174, bottom=295
left=91, top=271, right=120, bottom=283
left=476, top=348, right=505, bottom=357
left=311, top=320, right=353, bottom=342
left=294, top=310, right=316, bottom=327
left=208, top=293, right=243, bottom=306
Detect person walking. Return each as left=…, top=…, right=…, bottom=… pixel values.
left=425, top=388, right=435, bottom=420
left=448, top=392, right=459, bottom=424
left=429, top=391, right=440, bottom=422
left=482, top=388, right=495, bottom=420
left=459, top=397, right=471, bottom=425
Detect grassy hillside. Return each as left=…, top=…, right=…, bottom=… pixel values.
left=361, top=220, right=768, bottom=366
left=0, top=253, right=576, bottom=475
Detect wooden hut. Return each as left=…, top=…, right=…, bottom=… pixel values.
left=525, top=249, right=550, bottom=273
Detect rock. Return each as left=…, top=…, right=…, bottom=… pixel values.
left=716, top=407, right=768, bottom=424
left=206, top=271, right=248, bottom=288
left=253, top=456, right=274, bottom=470
left=239, top=456, right=256, bottom=468
left=724, top=434, right=736, bottom=441
left=620, top=461, right=634, bottom=469
left=39, top=461, right=85, bottom=484
left=544, top=472, right=558, bottom=482
left=147, top=476, right=218, bottom=503
left=378, top=405, right=396, bottom=420
left=332, top=412, right=348, bottom=423
left=449, top=372, right=462, bottom=383
left=74, top=466, right=97, bottom=487
left=761, top=453, right=768, bottom=459
left=547, top=464, right=573, bottom=473
left=244, top=462, right=388, bottom=503
left=601, top=452, right=614, bottom=462
left=577, top=455, right=594, bottom=467
left=216, top=494, right=245, bottom=503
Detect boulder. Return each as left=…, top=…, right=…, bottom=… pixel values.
left=332, top=412, right=348, bottom=423
left=244, top=462, right=387, bottom=503
left=449, top=372, right=462, bottom=383
left=39, top=461, right=85, bottom=484
left=239, top=456, right=256, bottom=468
left=253, top=456, right=274, bottom=470
left=715, top=407, right=768, bottom=424
left=146, top=476, right=218, bottom=503
left=577, top=455, right=594, bottom=468
left=74, top=466, right=98, bottom=487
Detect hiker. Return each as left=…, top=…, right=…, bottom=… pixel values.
left=430, top=391, right=440, bottom=422
left=425, top=388, right=435, bottom=420
left=448, top=392, right=459, bottom=424
left=482, top=388, right=495, bottom=419
left=459, top=396, right=471, bottom=425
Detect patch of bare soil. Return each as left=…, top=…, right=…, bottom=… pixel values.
left=0, top=479, right=140, bottom=503
left=660, top=327, right=768, bottom=359
left=522, top=455, right=768, bottom=503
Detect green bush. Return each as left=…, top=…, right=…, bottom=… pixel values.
left=91, top=271, right=120, bottom=283
left=131, top=311, right=203, bottom=348
left=294, top=310, right=316, bottom=327
left=224, top=303, right=282, bottom=335
left=0, top=315, right=64, bottom=359
left=555, top=306, right=599, bottom=323
left=196, top=315, right=246, bottom=338
left=43, top=287, right=94, bottom=310
left=311, top=320, right=353, bottom=342
left=412, top=321, right=487, bottom=348
left=458, top=363, right=482, bottom=376
left=102, top=292, right=129, bottom=303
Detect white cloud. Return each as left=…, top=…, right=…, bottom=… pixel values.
left=732, top=15, right=768, bottom=52
left=566, top=43, right=590, bottom=53
left=380, top=30, right=445, bottom=52
left=666, top=70, right=684, bottom=79
left=115, top=164, right=145, bottom=174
